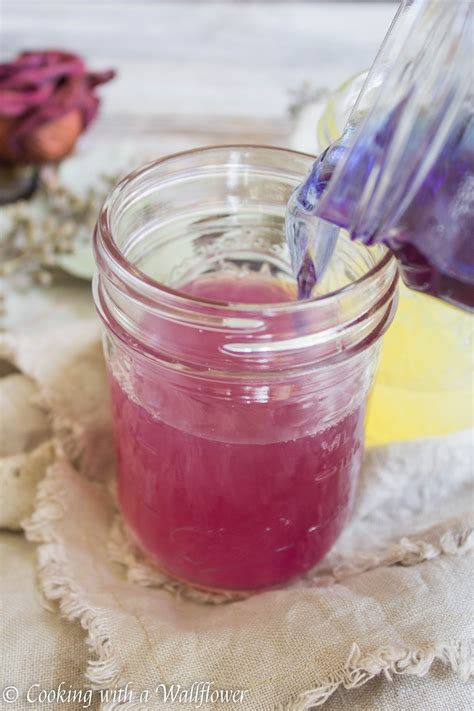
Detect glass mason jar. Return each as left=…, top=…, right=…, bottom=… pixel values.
left=303, top=74, right=474, bottom=446
left=93, top=146, right=397, bottom=592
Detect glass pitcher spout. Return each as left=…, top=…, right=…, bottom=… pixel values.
left=288, top=0, right=474, bottom=311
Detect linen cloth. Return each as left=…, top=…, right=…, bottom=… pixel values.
left=1, top=282, right=473, bottom=710
left=1, top=536, right=472, bottom=711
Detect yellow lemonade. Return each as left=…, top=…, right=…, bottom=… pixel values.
left=366, top=282, right=474, bottom=446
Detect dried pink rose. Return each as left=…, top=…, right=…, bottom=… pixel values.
left=0, top=50, right=115, bottom=163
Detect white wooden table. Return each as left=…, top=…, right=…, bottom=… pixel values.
left=1, top=1, right=396, bottom=155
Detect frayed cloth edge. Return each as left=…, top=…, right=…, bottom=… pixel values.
left=284, top=640, right=474, bottom=709
left=23, top=463, right=121, bottom=689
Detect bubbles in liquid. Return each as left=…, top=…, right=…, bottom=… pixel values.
left=109, top=272, right=365, bottom=590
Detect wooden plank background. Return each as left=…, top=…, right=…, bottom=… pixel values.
left=0, top=2, right=396, bottom=156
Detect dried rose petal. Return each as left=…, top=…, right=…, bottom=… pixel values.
left=0, top=50, right=115, bottom=163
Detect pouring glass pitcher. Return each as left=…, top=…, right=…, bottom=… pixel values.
left=291, top=0, right=473, bottom=310
left=287, top=0, right=473, bottom=445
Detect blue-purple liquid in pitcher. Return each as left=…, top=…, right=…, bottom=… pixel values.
left=287, top=113, right=474, bottom=310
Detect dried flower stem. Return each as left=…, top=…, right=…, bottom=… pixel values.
left=0, top=170, right=117, bottom=284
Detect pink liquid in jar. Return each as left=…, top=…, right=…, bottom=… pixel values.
left=109, top=274, right=364, bottom=591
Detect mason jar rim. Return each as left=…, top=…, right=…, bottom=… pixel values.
left=94, top=144, right=395, bottom=316
left=93, top=145, right=398, bottom=376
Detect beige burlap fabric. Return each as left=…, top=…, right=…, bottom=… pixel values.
left=1, top=283, right=473, bottom=710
